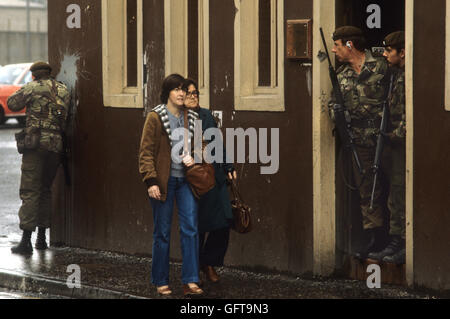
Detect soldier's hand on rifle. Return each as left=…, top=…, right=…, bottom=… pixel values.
left=328, top=102, right=337, bottom=121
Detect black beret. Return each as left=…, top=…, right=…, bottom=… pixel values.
left=333, top=26, right=364, bottom=41
left=30, top=61, right=52, bottom=73
left=383, top=31, right=405, bottom=48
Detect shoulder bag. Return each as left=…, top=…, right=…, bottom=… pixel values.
left=183, top=110, right=216, bottom=199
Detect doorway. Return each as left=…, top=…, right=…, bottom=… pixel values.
left=333, top=0, right=407, bottom=284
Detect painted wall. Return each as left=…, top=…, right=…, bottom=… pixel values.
left=413, top=0, right=450, bottom=291
left=48, top=0, right=315, bottom=275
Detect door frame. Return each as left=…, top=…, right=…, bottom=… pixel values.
left=312, top=0, right=414, bottom=286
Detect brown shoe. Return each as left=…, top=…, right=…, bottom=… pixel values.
left=156, top=285, right=172, bottom=296
left=183, top=283, right=204, bottom=296
left=201, top=265, right=220, bottom=283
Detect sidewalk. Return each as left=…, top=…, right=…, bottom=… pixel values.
left=0, top=237, right=439, bottom=299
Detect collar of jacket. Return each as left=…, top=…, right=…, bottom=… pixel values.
left=151, top=104, right=199, bottom=147
left=339, top=49, right=379, bottom=79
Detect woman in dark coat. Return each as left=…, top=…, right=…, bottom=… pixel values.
left=183, top=79, right=237, bottom=283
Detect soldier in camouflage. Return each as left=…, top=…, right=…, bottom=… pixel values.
left=328, top=26, right=390, bottom=259
left=7, top=61, right=70, bottom=255
left=368, top=32, right=406, bottom=264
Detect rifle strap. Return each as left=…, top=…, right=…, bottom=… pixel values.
left=337, top=147, right=365, bottom=192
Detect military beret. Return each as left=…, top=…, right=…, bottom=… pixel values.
left=30, top=61, right=52, bottom=73
left=333, top=26, right=364, bottom=41
left=383, top=31, right=405, bottom=48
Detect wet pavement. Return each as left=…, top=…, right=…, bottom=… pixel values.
left=0, top=119, right=23, bottom=245
left=0, top=120, right=443, bottom=299
left=0, top=287, right=70, bottom=299
left=0, top=236, right=441, bottom=299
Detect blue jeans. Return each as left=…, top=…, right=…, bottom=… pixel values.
left=150, top=176, right=199, bottom=286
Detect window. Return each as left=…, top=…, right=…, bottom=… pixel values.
left=196, top=0, right=210, bottom=108
left=165, top=0, right=210, bottom=108
left=445, top=2, right=450, bottom=111
left=234, top=0, right=285, bottom=112
left=102, top=0, right=143, bottom=108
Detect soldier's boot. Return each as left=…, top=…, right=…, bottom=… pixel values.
left=11, top=230, right=33, bottom=255
left=354, top=227, right=386, bottom=260
left=35, top=227, right=48, bottom=250
left=368, top=235, right=404, bottom=261
left=383, top=248, right=406, bottom=264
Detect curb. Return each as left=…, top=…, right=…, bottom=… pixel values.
left=0, top=268, right=149, bottom=299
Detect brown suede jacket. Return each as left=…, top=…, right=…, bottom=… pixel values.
left=138, top=105, right=199, bottom=202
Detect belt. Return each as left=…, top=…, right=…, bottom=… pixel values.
left=40, top=127, right=62, bottom=134
left=351, top=118, right=382, bottom=129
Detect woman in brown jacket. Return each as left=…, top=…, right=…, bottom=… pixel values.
left=139, top=74, right=203, bottom=296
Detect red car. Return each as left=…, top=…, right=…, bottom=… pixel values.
left=0, top=63, right=32, bottom=125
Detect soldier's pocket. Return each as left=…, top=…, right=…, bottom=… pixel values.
left=20, top=159, right=39, bottom=190
left=24, top=127, right=41, bottom=150
left=15, top=130, right=26, bottom=154
left=363, top=74, right=385, bottom=99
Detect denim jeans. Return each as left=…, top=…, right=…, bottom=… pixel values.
left=150, top=176, right=199, bottom=286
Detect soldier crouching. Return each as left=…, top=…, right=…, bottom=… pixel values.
left=7, top=61, right=70, bottom=255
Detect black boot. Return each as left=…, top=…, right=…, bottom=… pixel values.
left=35, top=227, right=48, bottom=250
left=11, top=230, right=33, bottom=255
left=383, top=248, right=406, bottom=264
left=368, top=236, right=404, bottom=261
left=354, top=227, right=386, bottom=260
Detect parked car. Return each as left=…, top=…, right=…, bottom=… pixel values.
left=0, top=63, right=33, bottom=125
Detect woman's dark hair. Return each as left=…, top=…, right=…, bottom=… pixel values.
left=160, top=73, right=186, bottom=104
left=182, top=78, right=198, bottom=92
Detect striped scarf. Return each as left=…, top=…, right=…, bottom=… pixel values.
left=152, top=104, right=199, bottom=147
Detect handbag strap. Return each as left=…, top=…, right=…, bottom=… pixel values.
left=230, top=180, right=244, bottom=203
left=183, top=109, right=189, bottom=156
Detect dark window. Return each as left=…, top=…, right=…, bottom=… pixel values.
left=188, top=0, right=199, bottom=83
left=127, top=0, right=138, bottom=87
left=258, top=0, right=271, bottom=87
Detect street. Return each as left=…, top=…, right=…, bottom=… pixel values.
left=0, top=119, right=23, bottom=243
left=0, top=288, right=69, bottom=299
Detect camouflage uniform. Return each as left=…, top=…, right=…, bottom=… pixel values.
left=7, top=76, right=70, bottom=232
left=386, top=68, right=406, bottom=239
left=330, top=50, right=389, bottom=230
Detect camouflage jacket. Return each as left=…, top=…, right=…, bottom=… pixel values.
left=329, top=50, right=389, bottom=147
left=388, top=68, right=406, bottom=143
left=7, top=78, right=71, bottom=153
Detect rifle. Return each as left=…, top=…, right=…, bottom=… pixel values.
left=369, top=73, right=395, bottom=210
left=319, top=28, right=364, bottom=178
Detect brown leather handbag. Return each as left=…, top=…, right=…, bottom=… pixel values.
left=230, top=181, right=252, bottom=234
left=183, top=110, right=216, bottom=199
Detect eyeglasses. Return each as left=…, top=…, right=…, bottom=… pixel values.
left=186, top=90, right=200, bottom=98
